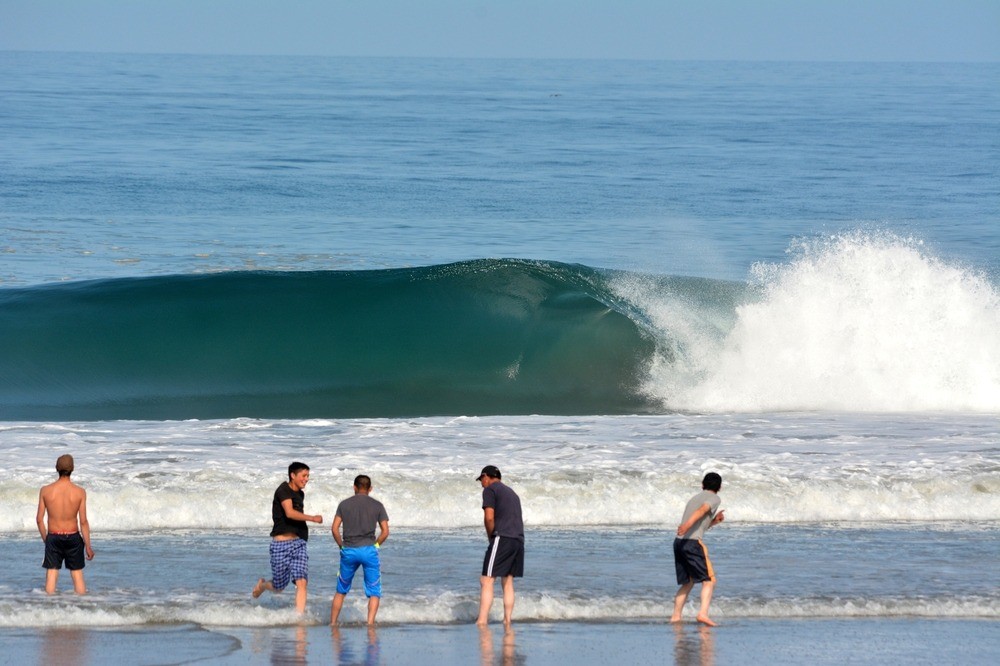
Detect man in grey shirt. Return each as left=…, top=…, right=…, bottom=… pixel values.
left=330, top=475, right=389, bottom=625
left=475, top=465, right=524, bottom=626
left=671, top=472, right=725, bottom=626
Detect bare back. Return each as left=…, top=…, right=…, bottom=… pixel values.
left=38, top=478, right=88, bottom=533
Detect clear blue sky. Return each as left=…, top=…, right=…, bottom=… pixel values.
left=3, top=0, right=998, bottom=61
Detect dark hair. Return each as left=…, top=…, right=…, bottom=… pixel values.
left=702, top=472, right=722, bottom=492
left=288, top=462, right=310, bottom=479
left=56, top=454, right=74, bottom=477
left=354, top=475, right=372, bottom=491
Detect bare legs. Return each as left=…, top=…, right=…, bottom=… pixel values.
left=70, top=569, right=87, bottom=595
left=44, top=569, right=59, bottom=595
left=293, top=579, right=308, bottom=614
left=501, top=576, right=515, bottom=625
left=252, top=577, right=309, bottom=615
left=331, top=592, right=346, bottom=624
left=670, top=580, right=717, bottom=626
left=476, top=576, right=494, bottom=625
left=44, top=569, right=87, bottom=595
left=670, top=581, right=694, bottom=622
left=696, top=580, right=716, bottom=626
left=330, top=592, right=381, bottom=625
left=252, top=577, right=272, bottom=598
left=366, top=596, right=380, bottom=625
left=477, top=575, right=515, bottom=626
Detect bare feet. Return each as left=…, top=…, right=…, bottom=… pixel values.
left=252, top=578, right=266, bottom=599
left=669, top=616, right=683, bottom=623
left=696, top=615, right=717, bottom=627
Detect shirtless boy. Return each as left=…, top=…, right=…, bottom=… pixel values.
left=36, top=454, right=95, bottom=594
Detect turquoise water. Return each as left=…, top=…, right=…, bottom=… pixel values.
left=2, top=55, right=998, bottom=286
left=0, top=53, right=997, bottom=662
left=0, top=261, right=660, bottom=419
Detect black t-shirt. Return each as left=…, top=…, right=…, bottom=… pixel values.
left=270, top=481, right=308, bottom=541
left=482, top=481, right=524, bottom=543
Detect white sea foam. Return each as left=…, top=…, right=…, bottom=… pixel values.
left=0, top=592, right=994, bottom=628
left=626, top=233, right=1000, bottom=412
left=2, top=413, right=997, bottom=531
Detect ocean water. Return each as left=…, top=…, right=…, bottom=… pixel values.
left=0, top=52, right=998, bottom=662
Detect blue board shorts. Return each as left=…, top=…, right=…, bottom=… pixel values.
left=270, top=538, right=308, bottom=591
left=674, top=538, right=715, bottom=585
left=42, top=532, right=86, bottom=570
left=337, top=545, right=382, bottom=597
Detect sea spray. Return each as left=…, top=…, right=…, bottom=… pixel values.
left=633, top=233, right=1000, bottom=412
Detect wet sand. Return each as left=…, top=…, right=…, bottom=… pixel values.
left=2, top=618, right=997, bottom=665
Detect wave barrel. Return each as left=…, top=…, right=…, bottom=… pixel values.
left=0, top=260, right=656, bottom=420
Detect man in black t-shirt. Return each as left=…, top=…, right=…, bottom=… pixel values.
left=475, top=465, right=524, bottom=626
left=251, top=462, right=323, bottom=613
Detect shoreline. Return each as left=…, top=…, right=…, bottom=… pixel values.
left=2, top=618, right=997, bottom=665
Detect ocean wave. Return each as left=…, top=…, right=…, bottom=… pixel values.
left=0, top=259, right=657, bottom=420
left=633, top=232, right=1000, bottom=412
left=2, top=469, right=996, bottom=532
left=0, top=592, right=994, bottom=628
left=2, top=234, right=999, bottom=420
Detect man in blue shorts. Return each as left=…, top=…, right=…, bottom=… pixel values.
left=671, top=472, right=725, bottom=626
left=36, top=454, right=95, bottom=594
left=330, top=475, right=389, bottom=625
left=252, top=462, right=323, bottom=614
left=475, top=465, right=524, bottom=626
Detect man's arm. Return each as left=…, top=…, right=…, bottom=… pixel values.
left=36, top=489, right=47, bottom=541
left=331, top=515, right=343, bottom=548
left=483, top=507, right=495, bottom=540
left=376, top=519, right=389, bottom=547
left=676, top=503, right=711, bottom=537
left=281, top=498, right=323, bottom=524
left=710, top=509, right=725, bottom=528
left=79, top=489, right=95, bottom=560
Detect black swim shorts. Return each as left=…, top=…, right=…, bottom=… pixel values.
left=43, top=532, right=86, bottom=570
left=673, top=537, right=714, bottom=585
left=482, top=535, right=524, bottom=578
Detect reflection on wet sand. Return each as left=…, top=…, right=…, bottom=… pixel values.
left=332, top=625, right=381, bottom=666
left=478, top=624, right=521, bottom=666
left=672, top=622, right=715, bottom=666
left=42, top=627, right=89, bottom=666
left=269, top=624, right=308, bottom=665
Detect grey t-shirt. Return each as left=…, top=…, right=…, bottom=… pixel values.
left=679, top=490, right=721, bottom=540
left=335, top=493, right=389, bottom=548
left=482, top=481, right=524, bottom=542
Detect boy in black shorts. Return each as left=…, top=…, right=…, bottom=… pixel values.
left=36, top=454, right=95, bottom=594
left=671, top=472, right=725, bottom=626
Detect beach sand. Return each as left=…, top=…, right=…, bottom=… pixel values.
left=2, top=618, right=996, bottom=665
